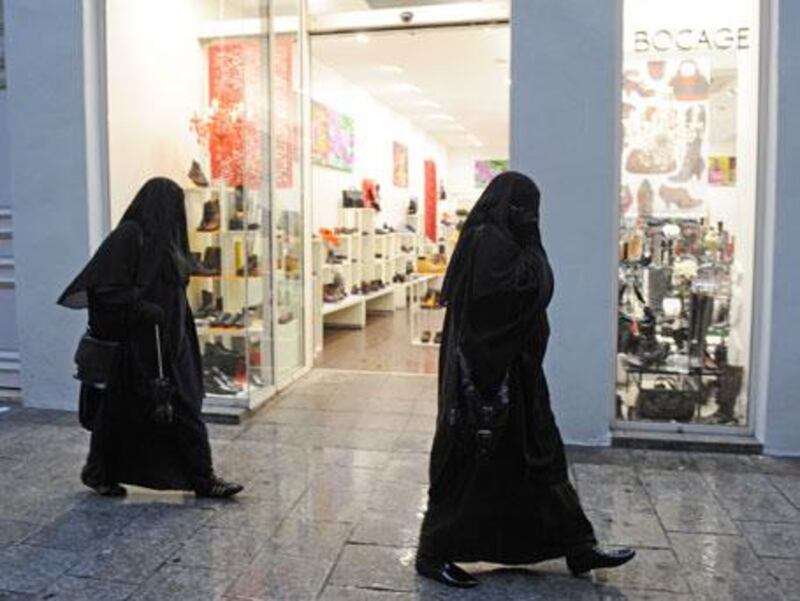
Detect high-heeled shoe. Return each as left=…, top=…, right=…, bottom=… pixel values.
left=566, top=547, right=636, bottom=575
left=670, top=135, right=705, bottom=183
left=188, top=160, right=209, bottom=188
left=415, top=555, right=479, bottom=588
left=659, top=185, right=702, bottom=209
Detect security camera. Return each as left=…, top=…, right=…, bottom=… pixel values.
left=400, top=11, right=414, bottom=24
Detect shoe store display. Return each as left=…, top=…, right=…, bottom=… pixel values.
left=197, top=198, right=221, bottom=232
left=421, top=331, right=431, bottom=344
left=659, top=184, right=702, bottom=210
left=434, top=331, right=443, bottom=344
left=236, top=254, right=260, bottom=277
left=204, top=367, right=241, bottom=396
left=188, top=160, right=209, bottom=188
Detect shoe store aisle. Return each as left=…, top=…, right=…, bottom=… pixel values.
left=316, top=312, right=440, bottom=375
left=0, top=370, right=799, bottom=599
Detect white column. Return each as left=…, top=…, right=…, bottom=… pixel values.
left=763, top=0, right=800, bottom=455
left=511, top=0, right=621, bottom=444
left=5, top=0, right=106, bottom=410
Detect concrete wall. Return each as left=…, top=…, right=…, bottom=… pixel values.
left=5, top=0, right=102, bottom=410
left=763, top=0, right=800, bottom=455
left=510, top=0, right=620, bottom=445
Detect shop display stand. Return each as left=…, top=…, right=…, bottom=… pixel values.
left=185, top=186, right=274, bottom=419
left=312, top=207, right=436, bottom=356
left=410, top=275, right=445, bottom=347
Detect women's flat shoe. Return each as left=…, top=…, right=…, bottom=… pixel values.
left=567, top=547, right=636, bottom=575
left=415, top=556, right=479, bottom=588
left=196, top=477, right=244, bottom=499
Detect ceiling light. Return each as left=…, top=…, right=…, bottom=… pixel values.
left=377, top=64, right=404, bottom=74
left=355, top=33, right=369, bottom=44
left=416, top=100, right=441, bottom=109
left=426, top=114, right=455, bottom=122
left=389, top=83, right=422, bottom=94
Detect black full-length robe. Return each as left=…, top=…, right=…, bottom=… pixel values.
left=418, top=171, right=596, bottom=564
left=58, top=178, right=213, bottom=491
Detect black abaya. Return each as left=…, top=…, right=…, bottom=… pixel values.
left=59, top=178, right=213, bottom=491
left=418, top=171, right=596, bottom=564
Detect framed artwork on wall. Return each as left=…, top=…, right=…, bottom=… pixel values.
left=474, top=159, right=509, bottom=187
left=393, top=141, right=408, bottom=188
left=311, top=101, right=355, bottom=172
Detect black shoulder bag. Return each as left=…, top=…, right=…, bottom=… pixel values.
left=73, top=330, right=121, bottom=390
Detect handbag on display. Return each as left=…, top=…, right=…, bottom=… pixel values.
left=670, top=60, right=710, bottom=101
left=635, top=378, right=696, bottom=422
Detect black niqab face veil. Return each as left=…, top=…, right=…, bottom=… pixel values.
left=58, top=178, right=190, bottom=309
left=442, top=171, right=544, bottom=304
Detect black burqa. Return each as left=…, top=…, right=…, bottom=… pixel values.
left=58, top=177, right=213, bottom=491
left=418, top=171, right=596, bottom=564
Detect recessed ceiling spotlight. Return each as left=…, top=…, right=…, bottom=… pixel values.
left=377, top=64, right=404, bottom=73
left=355, top=33, right=370, bottom=44
left=416, top=100, right=441, bottom=109
left=426, top=114, right=455, bottom=122
left=389, top=83, right=422, bottom=94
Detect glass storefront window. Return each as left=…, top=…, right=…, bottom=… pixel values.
left=617, top=0, right=761, bottom=428
left=106, top=0, right=307, bottom=411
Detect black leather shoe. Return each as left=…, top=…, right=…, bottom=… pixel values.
left=81, top=467, right=127, bottom=497
left=196, top=476, right=244, bottom=499
left=567, top=547, right=636, bottom=575
left=415, top=556, right=479, bottom=588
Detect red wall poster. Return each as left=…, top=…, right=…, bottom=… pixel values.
left=424, top=160, right=437, bottom=242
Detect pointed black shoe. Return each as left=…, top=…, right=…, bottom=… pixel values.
left=567, top=547, right=636, bottom=575
left=415, top=556, right=479, bottom=588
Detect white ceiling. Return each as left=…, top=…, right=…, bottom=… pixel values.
left=308, top=0, right=506, bottom=15
left=311, top=25, right=509, bottom=154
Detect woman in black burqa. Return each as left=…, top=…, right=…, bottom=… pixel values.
left=416, top=171, right=634, bottom=587
left=58, top=178, right=242, bottom=499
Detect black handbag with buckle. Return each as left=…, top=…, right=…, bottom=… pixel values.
left=73, top=331, right=121, bottom=390
left=456, top=347, right=511, bottom=457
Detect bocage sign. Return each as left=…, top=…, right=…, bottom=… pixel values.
left=634, top=27, right=752, bottom=53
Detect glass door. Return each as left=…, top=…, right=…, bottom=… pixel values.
left=271, top=0, right=306, bottom=386
left=616, top=0, right=762, bottom=431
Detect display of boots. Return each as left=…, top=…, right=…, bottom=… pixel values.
left=190, top=252, right=216, bottom=277
left=229, top=186, right=246, bottom=230
left=669, top=135, right=705, bottom=183
left=236, top=254, right=260, bottom=277
left=201, top=246, right=222, bottom=276
left=659, top=185, right=702, bottom=210
left=195, top=290, right=216, bottom=318
left=197, top=198, right=221, bottom=232
left=709, top=365, right=743, bottom=424
left=637, top=179, right=654, bottom=219
left=188, top=160, right=209, bottom=188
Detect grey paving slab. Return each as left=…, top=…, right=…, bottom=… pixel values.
left=0, top=519, right=40, bottom=548
left=577, top=482, right=653, bottom=514
left=319, top=586, right=417, bottom=600
left=169, top=526, right=268, bottom=571
left=131, top=565, right=237, bottom=601
left=120, top=504, right=215, bottom=542
left=205, top=498, right=285, bottom=534
left=683, top=571, right=784, bottom=601
left=592, top=548, right=691, bottom=594
left=763, top=558, right=800, bottom=601
left=584, top=508, right=670, bottom=549
left=69, top=533, right=180, bottom=584
left=639, top=470, right=716, bottom=503
left=703, top=472, right=800, bottom=522
left=40, top=575, right=137, bottom=600
left=669, top=532, right=763, bottom=575
left=25, top=506, right=137, bottom=552
left=225, top=552, right=333, bottom=599
left=739, top=520, right=800, bottom=558
left=770, top=474, right=800, bottom=508
left=652, top=499, right=739, bottom=535
left=381, top=453, right=429, bottom=485
left=268, top=517, right=352, bottom=560
left=329, top=544, right=419, bottom=593
left=350, top=511, right=422, bottom=548
left=0, top=545, right=80, bottom=594
left=574, top=464, right=640, bottom=486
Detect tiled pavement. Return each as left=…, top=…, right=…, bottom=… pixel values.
left=1, top=370, right=799, bottom=600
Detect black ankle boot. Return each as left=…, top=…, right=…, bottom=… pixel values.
left=415, top=555, right=478, bottom=588
left=566, top=547, right=636, bottom=575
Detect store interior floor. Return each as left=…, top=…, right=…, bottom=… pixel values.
left=315, top=310, right=439, bottom=375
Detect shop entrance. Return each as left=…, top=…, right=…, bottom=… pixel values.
left=308, top=3, right=510, bottom=374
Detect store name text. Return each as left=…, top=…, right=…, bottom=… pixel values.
left=634, top=27, right=751, bottom=53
